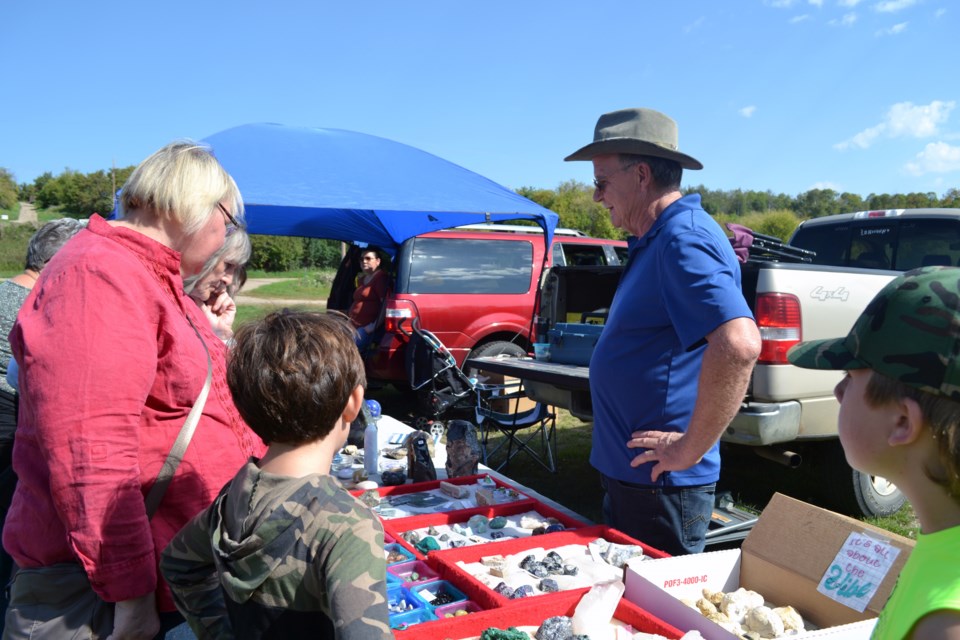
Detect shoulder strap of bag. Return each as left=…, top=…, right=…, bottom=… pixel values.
left=144, top=315, right=212, bottom=519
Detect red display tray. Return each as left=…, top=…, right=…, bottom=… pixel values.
left=431, top=525, right=669, bottom=609
left=384, top=500, right=591, bottom=561
left=394, top=590, right=682, bottom=640
left=352, top=474, right=537, bottom=522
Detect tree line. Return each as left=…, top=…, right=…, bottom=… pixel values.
left=5, top=166, right=960, bottom=248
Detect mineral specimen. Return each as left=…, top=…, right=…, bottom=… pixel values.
left=414, top=536, right=440, bottom=554
left=381, top=469, right=406, bottom=486
left=359, top=490, right=380, bottom=508
left=538, top=578, right=560, bottom=593
left=468, top=514, right=490, bottom=533
left=773, top=606, right=805, bottom=632
left=493, top=582, right=515, bottom=599
left=545, top=524, right=565, bottom=534
left=479, top=628, right=531, bottom=640
left=535, top=616, right=572, bottom=640
left=744, top=605, right=785, bottom=638
left=512, top=584, right=535, bottom=598
left=489, top=516, right=508, bottom=529
left=720, top=588, right=765, bottom=623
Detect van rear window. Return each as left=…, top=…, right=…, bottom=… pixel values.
left=407, top=238, right=533, bottom=294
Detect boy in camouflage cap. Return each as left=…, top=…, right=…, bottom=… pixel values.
left=788, top=266, right=960, bottom=640
left=161, top=311, right=391, bottom=639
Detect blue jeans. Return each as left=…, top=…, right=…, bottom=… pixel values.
left=601, top=475, right=715, bottom=556
left=157, top=611, right=196, bottom=639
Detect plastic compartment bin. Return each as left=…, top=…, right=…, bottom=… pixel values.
left=390, top=607, right=437, bottom=631
left=433, top=600, right=483, bottom=619
left=385, top=543, right=416, bottom=565
left=410, top=580, right=467, bottom=610
left=388, top=560, right=440, bottom=585
left=547, top=323, right=604, bottom=365
left=387, top=585, right=425, bottom=614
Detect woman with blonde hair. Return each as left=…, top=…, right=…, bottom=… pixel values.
left=5, top=141, right=264, bottom=639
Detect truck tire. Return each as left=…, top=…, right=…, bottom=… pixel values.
left=822, top=442, right=906, bottom=518
left=465, top=341, right=527, bottom=382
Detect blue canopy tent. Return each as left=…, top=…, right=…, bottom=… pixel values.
left=201, top=123, right=559, bottom=250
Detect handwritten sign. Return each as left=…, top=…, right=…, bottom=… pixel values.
left=817, top=531, right=902, bottom=612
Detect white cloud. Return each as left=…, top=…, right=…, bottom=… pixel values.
left=835, top=100, right=956, bottom=150
left=808, top=0, right=824, bottom=6
left=790, top=13, right=811, bottom=22
left=739, top=106, right=757, bottom=118
left=829, top=12, right=858, bottom=25
left=875, top=21, right=908, bottom=35
left=904, top=142, right=960, bottom=175
left=838, top=0, right=863, bottom=6
left=810, top=181, right=842, bottom=191
left=874, top=0, right=917, bottom=12
left=684, top=16, right=706, bottom=33
left=765, top=0, right=797, bottom=7
left=935, top=8, right=947, bottom=18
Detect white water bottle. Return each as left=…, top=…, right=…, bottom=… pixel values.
left=363, top=399, right=381, bottom=476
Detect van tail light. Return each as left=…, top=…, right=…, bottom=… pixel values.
left=384, top=299, right=418, bottom=335
left=755, top=293, right=801, bottom=365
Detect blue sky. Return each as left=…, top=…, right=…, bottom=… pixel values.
left=3, top=0, right=957, bottom=199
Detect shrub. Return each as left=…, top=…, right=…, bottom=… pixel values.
left=248, top=235, right=303, bottom=272
left=302, top=238, right=344, bottom=269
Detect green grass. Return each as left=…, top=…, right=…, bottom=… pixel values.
left=865, top=505, right=919, bottom=540
left=234, top=302, right=326, bottom=328
left=241, top=276, right=331, bottom=301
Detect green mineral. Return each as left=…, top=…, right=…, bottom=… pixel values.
left=414, top=536, right=441, bottom=554
left=480, top=628, right=532, bottom=640
left=489, top=516, right=508, bottom=529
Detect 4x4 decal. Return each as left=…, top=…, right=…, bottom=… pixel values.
left=810, top=286, right=850, bottom=302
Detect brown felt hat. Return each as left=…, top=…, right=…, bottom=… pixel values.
left=564, top=107, right=703, bottom=170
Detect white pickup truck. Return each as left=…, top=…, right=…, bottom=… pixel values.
left=468, top=208, right=960, bottom=518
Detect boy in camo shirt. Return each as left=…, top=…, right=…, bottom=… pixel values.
left=161, top=311, right=391, bottom=639
left=788, top=266, right=960, bottom=640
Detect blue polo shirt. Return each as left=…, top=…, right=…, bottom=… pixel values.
left=589, top=194, right=753, bottom=486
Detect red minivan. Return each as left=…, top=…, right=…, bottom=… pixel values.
left=363, top=225, right=626, bottom=384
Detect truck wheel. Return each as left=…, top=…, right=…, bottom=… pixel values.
left=822, top=442, right=906, bottom=518
left=465, top=341, right=527, bottom=382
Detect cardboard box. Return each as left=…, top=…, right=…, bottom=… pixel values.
left=623, top=493, right=914, bottom=639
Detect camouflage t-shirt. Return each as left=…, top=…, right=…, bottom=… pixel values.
left=161, top=459, right=392, bottom=639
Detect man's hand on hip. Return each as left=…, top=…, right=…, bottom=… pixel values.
left=626, top=430, right=703, bottom=482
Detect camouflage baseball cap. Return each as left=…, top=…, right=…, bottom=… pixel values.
left=787, top=266, right=960, bottom=400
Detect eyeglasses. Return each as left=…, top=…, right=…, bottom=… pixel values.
left=217, top=202, right=240, bottom=234
left=593, top=163, right=638, bottom=194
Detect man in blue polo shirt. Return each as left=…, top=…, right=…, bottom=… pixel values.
left=565, top=108, right=761, bottom=555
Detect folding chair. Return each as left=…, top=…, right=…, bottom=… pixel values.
left=475, top=381, right=557, bottom=473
